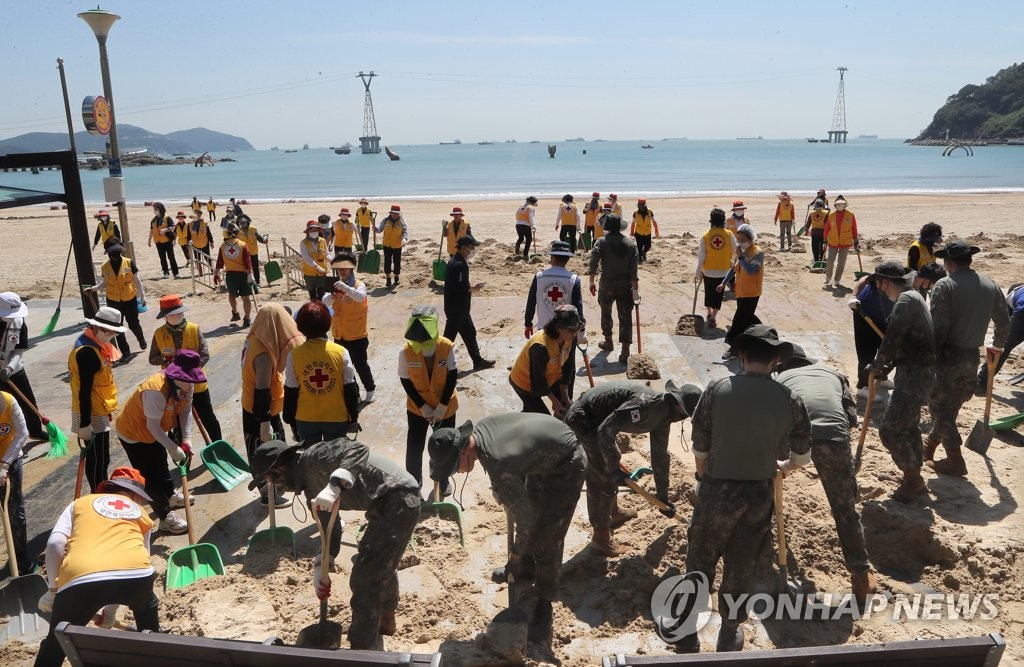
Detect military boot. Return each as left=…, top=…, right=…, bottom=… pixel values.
left=618, top=343, right=631, bottom=364
left=598, top=335, right=614, bottom=352
left=379, top=609, right=397, bottom=636
left=527, top=599, right=553, bottom=643
left=922, top=436, right=941, bottom=463
left=851, top=570, right=878, bottom=608
left=609, top=499, right=638, bottom=528
left=715, top=622, right=744, bottom=652
left=892, top=467, right=928, bottom=503
left=385, top=274, right=392, bottom=289
left=589, top=527, right=629, bottom=558
left=929, top=445, right=968, bottom=476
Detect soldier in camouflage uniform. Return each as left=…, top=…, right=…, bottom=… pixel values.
left=776, top=344, right=877, bottom=604
left=677, top=325, right=811, bottom=653
left=564, top=380, right=702, bottom=557
left=427, top=413, right=586, bottom=643
left=587, top=214, right=640, bottom=363
left=862, top=262, right=936, bottom=502
left=925, top=241, right=1009, bottom=476
left=249, top=438, right=420, bottom=650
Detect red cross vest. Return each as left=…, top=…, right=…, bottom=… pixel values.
left=291, top=339, right=350, bottom=423
left=532, top=267, right=579, bottom=329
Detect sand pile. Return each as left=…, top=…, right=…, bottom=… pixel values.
left=626, top=354, right=661, bottom=380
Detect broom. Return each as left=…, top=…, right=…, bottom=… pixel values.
left=41, top=242, right=74, bottom=336
left=4, top=380, right=68, bottom=458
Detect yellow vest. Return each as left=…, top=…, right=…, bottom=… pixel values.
left=150, top=216, right=174, bottom=243
left=403, top=337, right=459, bottom=418
left=241, top=337, right=284, bottom=415
left=356, top=207, right=374, bottom=229
left=558, top=203, right=578, bottom=227
left=220, top=239, right=248, bottom=273
left=446, top=219, right=469, bottom=256
left=808, top=210, right=828, bottom=231
left=701, top=228, right=734, bottom=272
left=154, top=323, right=208, bottom=393
left=115, top=373, right=188, bottom=444
left=192, top=200, right=201, bottom=212
left=333, top=220, right=355, bottom=248
left=734, top=244, right=764, bottom=298
left=97, top=219, right=118, bottom=244
left=174, top=222, right=189, bottom=246
left=301, top=237, right=327, bottom=276
left=330, top=281, right=368, bottom=341
left=291, top=339, right=350, bottom=423
left=0, top=393, right=16, bottom=460
left=909, top=240, right=935, bottom=269
left=207, top=200, right=216, bottom=212
left=515, top=205, right=533, bottom=224
left=68, top=344, right=117, bottom=417
left=610, top=202, right=622, bottom=217
left=584, top=207, right=600, bottom=228
left=776, top=200, right=795, bottom=221
left=510, top=331, right=569, bottom=392
left=381, top=219, right=404, bottom=249
left=240, top=226, right=260, bottom=254
left=190, top=220, right=210, bottom=249
left=825, top=210, right=856, bottom=247
left=56, top=494, right=153, bottom=589
left=101, top=258, right=137, bottom=302
left=633, top=211, right=654, bottom=235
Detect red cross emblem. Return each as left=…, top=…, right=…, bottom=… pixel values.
left=546, top=285, right=564, bottom=302
left=225, top=244, right=241, bottom=258
left=710, top=235, right=725, bottom=250
left=107, top=499, right=132, bottom=511
left=308, top=368, right=330, bottom=388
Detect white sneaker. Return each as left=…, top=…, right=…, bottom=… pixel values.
left=160, top=511, right=189, bottom=535
left=363, top=390, right=375, bottom=403
left=824, top=281, right=832, bottom=288
left=169, top=489, right=195, bottom=508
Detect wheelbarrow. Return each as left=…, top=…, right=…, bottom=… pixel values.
left=166, top=458, right=225, bottom=590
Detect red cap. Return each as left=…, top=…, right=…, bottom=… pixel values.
left=608, top=193, right=617, bottom=200
left=95, top=209, right=109, bottom=218
left=601, top=203, right=612, bottom=210
left=176, top=211, right=186, bottom=218
left=390, top=204, right=401, bottom=212
left=592, top=192, right=600, bottom=198
left=731, top=200, right=746, bottom=209
left=339, top=208, right=351, bottom=216
left=638, top=198, right=646, bottom=205
left=450, top=206, right=464, bottom=216
left=305, top=220, right=320, bottom=230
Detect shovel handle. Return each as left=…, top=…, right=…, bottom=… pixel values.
left=2, top=482, right=17, bottom=577
left=268, top=483, right=277, bottom=529
left=191, top=408, right=212, bottom=446
left=855, top=373, right=877, bottom=473
left=634, top=302, right=643, bottom=354
left=983, top=352, right=998, bottom=424
left=857, top=306, right=885, bottom=340
left=179, top=460, right=197, bottom=546
left=774, top=471, right=787, bottom=570
left=617, top=462, right=683, bottom=523
left=577, top=346, right=595, bottom=388
left=691, top=277, right=701, bottom=315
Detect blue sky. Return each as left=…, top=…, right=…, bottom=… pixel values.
left=3, top=1, right=1021, bottom=148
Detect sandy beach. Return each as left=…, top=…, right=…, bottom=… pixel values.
left=1, top=192, right=1022, bottom=665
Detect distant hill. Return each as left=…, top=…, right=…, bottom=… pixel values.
left=0, top=124, right=254, bottom=155
left=914, top=63, right=1024, bottom=141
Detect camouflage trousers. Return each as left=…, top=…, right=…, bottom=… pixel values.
left=598, top=283, right=634, bottom=344
left=347, top=488, right=420, bottom=650
left=811, top=441, right=871, bottom=575
left=565, top=407, right=620, bottom=531
left=685, top=478, right=773, bottom=625
left=928, top=350, right=979, bottom=450
left=879, top=363, right=935, bottom=471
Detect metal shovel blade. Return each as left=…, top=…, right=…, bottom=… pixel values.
left=674, top=314, right=705, bottom=336
left=0, top=573, right=50, bottom=642
left=965, top=420, right=995, bottom=455
left=296, top=600, right=343, bottom=649
left=484, top=575, right=528, bottom=661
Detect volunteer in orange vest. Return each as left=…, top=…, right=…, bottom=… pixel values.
left=727, top=200, right=747, bottom=234
left=241, top=303, right=302, bottom=507
left=92, top=209, right=120, bottom=250
left=333, top=208, right=358, bottom=254
left=35, top=467, right=160, bottom=667
left=330, top=253, right=376, bottom=403
left=299, top=219, right=330, bottom=300
left=236, top=214, right=268, bottom=286
left=509, top=305, right=579, bottom=416
left=907, top=222, right=942, bottom=270
left=582, top=192, right=602, bottom=250
left=717, top=224, right=764, bottom=360
left=554, top=193, right=581, bottom=254
left=172, top=211, right=191, bottom=266
left=774, top=191, right=796, bottom=251
left=191, top=196, right=201, bottom=216
left=629, top=198, right=660, bottom=263
left=694, top=207, right=737, bottom=329
left=86, top=238, right=148, bottom=358
left=214, top=223, right=256, bottom=327
left=597, top=201, right=614, bottom=237
left=399, top=305, right=458, bottom=490
left=147, top=202, right=180, bottom=279
left=149, top=295, right=222, bottom=442
left=355, top=197, right=376, bottom=252
left=188, top=210, right=214, bottom=274
left=823, top=194, right=859, bottom=288
left=0, top=387, right=30, bottom=574
left=69, top=306, right=125, bottom=494
left=317, top=213, right=334, bottom=248
left=514, top=195, right=538, bottom=261
left=376, top=204, right=408, bottom=290
left=806, top=198, right=829, bottom=264
left=607, top=193, right=622, bottom=218
left=284, top=300, right=359, bottom=444
left=206, top=197, right=217, bottom=222
left=443, top=207, right=472, bottom=257
left=115, top=350, right=205, bottom=535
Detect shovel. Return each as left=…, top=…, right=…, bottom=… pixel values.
left=0, top=483, right=50, bottom=643
left=248, top=482, right=296, bottom=556
left=263, top=240, right=283, bottom=284
left=195, top=408, right=251, bottom=492
left=74, top=436, right=92, bottom=499
left=854, top=372, right=878, bottom=473
left=633, top=295, right=643, bottom=354
left=1008, top=371, right=1024, bottom=386
left=675, top=277, right=705, bottom=336
left=577, top=339, right=595, bottom=388
left=483, top=510, right=528, bottom=661
left=617, top=462, right=684, bottom=524
left=421, top=480, right=465, bottom=547
left=773, top=471, right=800, bottom=596
left=165, top=459, right=225, bottom=590
left=991, top=412, right=1024, bottom=432
left=966, top=351, right=999, bottom=455
left=853, top=245, right=869, bottom=280
left=296, top=499, right=343, bottom=649
left=432, top=226, right=448, bottom=282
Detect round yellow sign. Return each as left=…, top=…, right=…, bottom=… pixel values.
left=82, top=95, right=112, bottom=136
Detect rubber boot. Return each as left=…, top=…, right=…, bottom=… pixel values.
left=589, top=527, right=629, bottom=558
left=715, top=622, right=744, bottom=652
left=527, top=599, right=553, bottom=643
left=892, top=467, right=928, bottom=503
left=386, top=274, right=392, bottom=289
left=598, top=335, right=614, bottom=352
left=618, top=343, right=631, bottom=364
left=929, top=445, right=968, bottom=476
left=671, top=632, right=700, bottom=654
left=851, top=570, right=878, bottom=608
left=609, top=499, right=638, bottom=528
left=379, top=609, right=397, bottom=636
left=922, top=436, right=940, bottom=463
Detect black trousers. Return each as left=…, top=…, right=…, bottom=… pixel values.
left=154, top=241, right=179, bottom=276
left=191, top=388, right=222, bottom=442
left=0, top=457, right=28, bottom=573
left=406, top=410, right=455, bottom=488
left=120, top=441, right=174, bottom=519
left=635, top=233, right=652, bottom=262
left=207, top=210, right=215, bottom=222
left=725, top=296, right=761, bottom=347
left=108, top=298, right=145, bottom=355
left=383, top=247, right=402, bottom=276
left=360, top=227, right=371, bottom=251
left=242, top=409, right=285, bottom=493
left=84, top=430, right=111, bottom=494
left=559, top=226, right=578, bottom=254
left=811, top=231, right=826, bottom=263
left=250, top=254, right=262, bottom=286
left=335, top=336, right=376, bottom=392
left=177, top=243, right=190, bottom=264
left=853, top=312, right=884, bottom=388
left=5, top=370, right=43, bottom=436
left=515, top=225, right=533, bottom=260
left=443, top=309, right=483, bottom=362
left=35, top=573, right=160, bottom=667
left=511, top=379, right=551, bottom=415
left=702, top=276, right=725, bottom=309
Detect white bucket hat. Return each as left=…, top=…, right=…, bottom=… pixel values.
left=0, top=292, right=27, bottom=319
left=86, top=306, right=127, bottom=333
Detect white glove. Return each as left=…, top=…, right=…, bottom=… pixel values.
left=777, top=459, right=798, bottom=478
left=631, top=288, right=640, bottom=302
left=847, top=298, right=860, bottom=311
left=576, top=331, right=588, bottom=346
left=0, top=467, right=8, bottom=486
left=140, top=297, right=148, bottom=307
left=694, top=271, right=702, bottom=283
left=402, top=238, right=408, bottom=247
left=169, top=446, right=187, bottom=465
left=259, top=421, right=273, bottom=443
left=247, top=273, right=254, bottom=285
left=77, top=424, right=93, bottom=441
left=314, top=485, right=340, bottom=513
left=329, top=467, right=356, bottom=490
left=431, top=403, right=449, bottom=424
left=38, top=589, right=56, bottom=614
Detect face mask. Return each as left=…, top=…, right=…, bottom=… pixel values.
left=307, top=232, right=319, bottom=239
left=734, top=211, right=744, bottom=218
left=467, top=248, right=477, bottom=260
left=108, top=251, right=122, bottom=259
left=836, top=204, right=846, bottom=211
left=408, top=340, right=437, bottom=356
left=739, top=241, right=750, bottom=250
left=96, top=329, right=117, bottom=343
left=174, top=380, right=194, bottom=395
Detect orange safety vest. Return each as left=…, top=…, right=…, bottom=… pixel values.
left=909, top=240, right=935, bottom=269
left=301, top=237, right=328, bottom=276
left=381, top=218, right=405, bottom=249
left=220, top=239, right=249, bottom=273
left=775, top=200, right=795, bottom=222
left=515, top=205, right=533, bottom=224
left=558, top=203, right=579, bottom=227
left=330, top=281, right=368, bottom=341
left=291, top=339, right=350, bottom=423
left=96, top=219, right=118, bottom=244
left=510, top=331, right=570, bottom=392
left=825, top=210, right=856, bottom=248
left=56, top=494, right=153, bottom=590
left=403, top=337, right=459, bottom=418
left=68, top=344, right=118, bottom=417
left=632, top=210, right=655, bottom=236
left=445, top=219, right=469, bottom=256
left=355, top=207, right=374, bottom=229
left=0, top=392, right=17, bottom=460
left=190, top=220, right=211, bottom=249
left=115, top=373, right=189, bottom=444
left=101, top=257, right=137, bottom=302
left=333, top=220, right=356, bottom=248
left=734, top=244, right=764, bottom=298
left=241, top=337, right=284, bottom=416
left=153, top=323, right=209, bottom=393
left=808, top=210, right=828, bottom=231
left=701, top=228, right=734, bottom=272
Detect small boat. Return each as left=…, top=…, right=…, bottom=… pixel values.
left=806, top=138, right=821, bottom=143
left=478, top=141, right=494, bottom=145
left=384, top=145, right=401, bottom=161
left=270, top=146, right=279, bottom=151
left=857, top=134, right=878, bottom=139
left=331, top=143, right=352, bottom=155
left=284, top=149, right=298, bottom=153
left=302, top=143, right=310, bottom=150
left=641, top=144, right=653, bottom=149
left=440, top=139, right=462, bottom=145
left=505, top=139, right=516, bottom=143
left=529, top=140, right=540, bottom=144
left=566, top=137, right=584, bottom=142
left=736, top=136, right=763, bottom=140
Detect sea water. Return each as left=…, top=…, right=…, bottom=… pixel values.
left=5, top=139, right=1023, bottom=205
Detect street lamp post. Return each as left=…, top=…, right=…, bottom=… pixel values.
left=78, top=7, right=133, bottom=257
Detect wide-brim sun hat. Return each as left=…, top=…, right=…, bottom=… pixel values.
left=548, top=241, right=574, bottom=257
left=164, top=349, right=207, bottom=384
left=784, top=343, right=817, bottom=369
left=870, top=261, right=914, bottom=284
left=97, top=466, right=152, bottom=501
left=665, top=380, right=703, bottom=417
left=156, top=294, right=187, bottom=319
left=0, top=292, right=28, bottom=319
left=86, top=306, right=127, bottom=333
left=247, top=440, right=303, bottom=490
left=552, top=304, right=581, bottom=329
left=732, top=324, right=793, bottom=361
left=332, top=257, right=357, bottom=270
left=934, top=239, right=981, bottom=260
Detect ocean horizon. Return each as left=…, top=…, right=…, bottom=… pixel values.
left=5, top=139, right=1023, bottom=205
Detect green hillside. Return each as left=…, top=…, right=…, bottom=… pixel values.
left=915, top=63, right=1024, bottom=141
